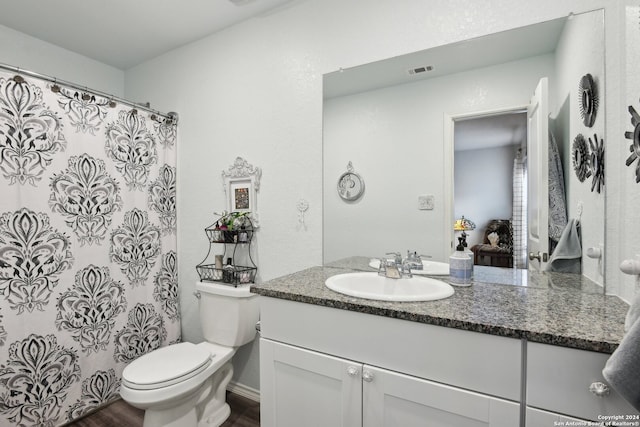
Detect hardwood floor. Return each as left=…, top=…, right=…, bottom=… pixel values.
left=65, top=391, right=260, bottom=427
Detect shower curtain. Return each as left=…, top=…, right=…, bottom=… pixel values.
left=0, top=69, right=180, bottom=426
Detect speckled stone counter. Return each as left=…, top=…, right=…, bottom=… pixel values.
left=250, top=257, right=629, bottom=354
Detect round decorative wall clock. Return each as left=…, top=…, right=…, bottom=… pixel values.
left=337, top=161, right=365, bottom=201
left=579, top=73, right=598, bottom=128
left=572, top=134, right=591, bottom=182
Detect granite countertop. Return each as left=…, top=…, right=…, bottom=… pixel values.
left=250, top=257, right=630, bottom=354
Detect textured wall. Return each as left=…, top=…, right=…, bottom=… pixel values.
left=618, top=3, right=640, bottom=303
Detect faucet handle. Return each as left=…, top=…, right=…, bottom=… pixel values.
left=404, top=251, right=423, bottom=271
left=406, top=251, right=421, bottom=261
left=386, top=252, right=402, bottom=264
left=400, top=261, right=413, bottom=278
left=377, top=258, right=387, bottom=277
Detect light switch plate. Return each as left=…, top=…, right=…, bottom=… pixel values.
left=418, top=195, right=434, bottom=210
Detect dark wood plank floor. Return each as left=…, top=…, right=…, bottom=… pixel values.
left=65, top=391, right=259, bottom=427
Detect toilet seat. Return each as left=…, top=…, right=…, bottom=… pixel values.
left=122, top=342, right=212, bottom=390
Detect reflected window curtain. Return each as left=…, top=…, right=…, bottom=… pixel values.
left=0, top=70, right=179, bottom=426
left=513, top=150, right=527, bottom=269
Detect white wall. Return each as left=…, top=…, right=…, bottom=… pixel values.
left=0, top=24, right=124, bottom=97
left=617, top=3, right=640, bottom=303
left=122, top=0, right=630, bottom=391
left=323, top=54, right=553, bottom=263
left=455, top=145, right=518, bottom=248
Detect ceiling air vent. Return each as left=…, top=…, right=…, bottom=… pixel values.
left=228, top=0, right=257, bottom=5
left=408, top=65, right=434, bottom=75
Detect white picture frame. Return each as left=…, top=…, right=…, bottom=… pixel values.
left=222, top=157, right=261, bottom=227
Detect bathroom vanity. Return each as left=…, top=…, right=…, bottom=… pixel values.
left=251, top=257, right=638, bottom=426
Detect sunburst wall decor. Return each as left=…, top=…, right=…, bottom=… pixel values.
left=588, top=133, right=605, bottom=193
left=579, top=73, right=599, bottom=128
left=572, top=134, right=591, bottom=182
left=625, top=103, right=640, bottom=183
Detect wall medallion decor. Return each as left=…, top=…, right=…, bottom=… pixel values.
left=625, top=103, right=640, bottom=183
left=572, top=134, right=591, bottom=182
left=579, top=73, right=598, bottom=128
left=588, top=133, right=605, bottom=193
left=297, top=199, right=309, bottom=230
left=337, top=161, right=365, bottom=201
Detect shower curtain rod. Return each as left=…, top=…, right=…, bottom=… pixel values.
left=0, top=61, right=178, bottom=123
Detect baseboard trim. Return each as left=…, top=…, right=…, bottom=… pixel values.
left=227, top=381, right=260, bottom=402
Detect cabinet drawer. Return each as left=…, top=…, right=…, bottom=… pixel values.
left=527, top=342, right=638, bottom=420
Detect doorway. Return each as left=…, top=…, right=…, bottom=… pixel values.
left=445, top=108, right=527, bottom=269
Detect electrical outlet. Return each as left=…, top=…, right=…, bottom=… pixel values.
left=418, top=195, right=434, bottom=210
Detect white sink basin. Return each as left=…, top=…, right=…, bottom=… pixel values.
left=325, top=272, right=454, bottom=302
left=368, top=258, right=450, bottom=275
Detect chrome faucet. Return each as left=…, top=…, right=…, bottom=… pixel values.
left=405, top=251, right=423, bottom=270
left=378, top=252, right=412, bottom=279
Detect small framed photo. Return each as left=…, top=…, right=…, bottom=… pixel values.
left=230, top=180, right=252, bottom=212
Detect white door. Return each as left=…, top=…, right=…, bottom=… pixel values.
left=259, top=338, right=362, bottom=427
left=363, top=365, right=520, bottom=427
left=527, top=77, right=550, bottom=271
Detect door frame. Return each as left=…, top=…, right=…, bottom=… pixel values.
left=442, top=105, right=528, bottom=259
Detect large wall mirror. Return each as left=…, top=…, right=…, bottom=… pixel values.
left=323, top=9, right=606, bottom=287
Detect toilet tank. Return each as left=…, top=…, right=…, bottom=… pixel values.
left=195, top=281, right=260, bottom=347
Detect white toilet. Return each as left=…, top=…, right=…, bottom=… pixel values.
left=120, top=281, right=260, bottom=427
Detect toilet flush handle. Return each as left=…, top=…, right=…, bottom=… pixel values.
left=193, top=291, right=201, bottom=299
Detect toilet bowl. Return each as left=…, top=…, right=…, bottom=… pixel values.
left=120, top=282, right=259, bottom=427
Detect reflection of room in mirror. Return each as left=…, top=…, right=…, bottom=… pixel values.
left=322, top=10, right=605, bottom=287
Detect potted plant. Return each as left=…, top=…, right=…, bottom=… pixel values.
left=215, top=211, right=251, bottom=242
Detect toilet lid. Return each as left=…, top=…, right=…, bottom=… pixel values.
left=122, top=342, right=212, bottom=390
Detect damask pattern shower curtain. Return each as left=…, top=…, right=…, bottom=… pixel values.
left=0, top=69, right=180, bottom=426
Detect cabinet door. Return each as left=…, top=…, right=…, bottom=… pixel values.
left=526, top=407, right=588, bottom=426
left=260, top=338, right=362, bottom=427
left=527, top=342, right=639, bottom=420
left=363, top=365, right=520, bottom=427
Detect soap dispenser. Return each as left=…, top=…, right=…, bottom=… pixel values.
left=449, top=237, right=473, bottom=286
left=461, top=232, right=474, bottom=279
left=461, top=232, right=474, bottom=262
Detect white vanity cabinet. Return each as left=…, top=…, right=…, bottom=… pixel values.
left=526, top=342, right=639, bottom=424
left=259, top=297, right=522, bottom=427
left=261, top=338, right=520, bottom=427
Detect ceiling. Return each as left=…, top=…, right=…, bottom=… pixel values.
left=0, top=0, right=293, bottom=69
left=323, top=16, right=565, bottom=99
